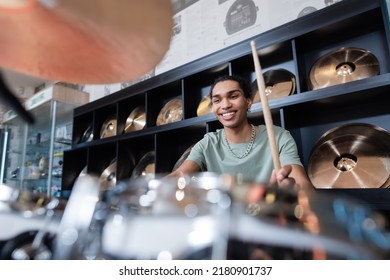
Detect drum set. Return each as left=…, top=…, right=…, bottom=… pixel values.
left=1, top=172, right=390, bottom=260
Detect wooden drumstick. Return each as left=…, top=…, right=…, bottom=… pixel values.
left=250, top=40, right=281, bottom=171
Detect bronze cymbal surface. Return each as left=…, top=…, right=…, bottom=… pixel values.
left=80, top=125, right=93, bottom=143
left=100, top=159, right=117, bottom=192
left=100, top=116, right=117, bottom=139
left=131, top=151, right=155, bottom=179
left=309, top=47, right=380, bottom=90
left=308, top=123, right=390, bottom=189
left=251, top=68, right=296, bottom=103
left=156, top=98, right=183, bottom=126
left=197, top=95, right=212, bottom=117
left=124, top=106, right=146, bottom=133
left=0, top=0, right=173, bottom=84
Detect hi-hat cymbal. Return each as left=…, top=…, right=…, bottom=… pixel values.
left=196, top=95, right=212, bottom=117
left=309, top=47, right=380, bottom=90
left=100, top=116, right=117, bottom=139
left=308, top=123, right=390, bottom=189
left=156, top=98, right=183, bottom=126
left=251, top=68, right=296, bottom=103
left=100, top=159, right=117, bottom=192
left=124, top=106, right=146, bottom=133
left=0, top=0, right=173, bottom=84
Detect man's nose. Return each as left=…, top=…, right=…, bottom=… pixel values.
left=221, top=98, right=231, bottom=108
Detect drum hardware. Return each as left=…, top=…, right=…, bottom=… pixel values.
left=2, top=199, right=59, bottom=260
left=308, top=123, right=390, bottom=189
left=228, top=182, right=390, bottom=259
left=2, top=171, right=390, bottom=260
left=309, top=47, right=380, bottom=90
left=53, top=175, right=101, bottom=259
left=156, top=98, right=183, bottom=126
left=0, top=188, right=63, bottom=260
left=38, top=171, right=390, bottom=260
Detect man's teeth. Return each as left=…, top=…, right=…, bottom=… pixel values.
left=222, top=112, right=234, bottom=117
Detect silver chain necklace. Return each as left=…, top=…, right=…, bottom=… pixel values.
left=224, top=124, right=256, bottom=159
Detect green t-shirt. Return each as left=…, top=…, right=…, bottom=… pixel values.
left=186, top=125, right=302, bottom=183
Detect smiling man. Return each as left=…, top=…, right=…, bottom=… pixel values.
left=170, top=75, right=311, bottom=189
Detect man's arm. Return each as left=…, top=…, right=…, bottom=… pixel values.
left=167, top=160, right=202, bottom=177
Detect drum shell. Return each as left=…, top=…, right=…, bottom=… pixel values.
left=101, top=173, right=232, bottom=259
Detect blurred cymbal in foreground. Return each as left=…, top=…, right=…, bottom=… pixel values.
left=0, top=0, right=173, bottom=84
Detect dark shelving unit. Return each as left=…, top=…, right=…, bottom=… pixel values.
left=63, top=0, right=390, bottom=215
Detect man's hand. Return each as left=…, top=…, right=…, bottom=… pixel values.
left=269, top=165, right=296, bottom=188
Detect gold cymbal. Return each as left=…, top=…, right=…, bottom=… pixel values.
left=309, top=47, right=380, bottom=90
left=156, top=98, right=183, bottom=126
left=308, top=123, right=390, bottom=189
left=99, top=159, right=117, bottom=192
left=0, top=0, right=173, bottom=84
left=100, top=116, right=117, bottom=139
left=251, top=68, right=296, bottom=103
left=124, top=106, right=146, bottom=133
left=80, top=125, right=93, bottom=143
left=196, top=95, right=212, bottom=117
left=131, top=151, right=155, bottom=179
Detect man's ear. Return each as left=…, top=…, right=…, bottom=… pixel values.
left=247, top=98, right=253, bottom=110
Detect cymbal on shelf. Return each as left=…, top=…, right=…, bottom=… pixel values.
left=100, top=116, right=117, bottom=139
left=251, top=68, right=296, bottom=103
left=196, top=95, right=212, bottom=117
left=308, top=123, right=390, bottom=189
left=100, top=159, right=117, bottom=192
left=156, top=98, right=183, bottom=126
left=309, top=47, right=380, bottom=90
left=131, top=151, right=155, bottom=179
left=80, top=125, right=93, bottom=143
left=124, top=106, right=146, bottom=133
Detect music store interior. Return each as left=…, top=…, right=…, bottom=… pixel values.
left=1, top=0, right=390, bottom=260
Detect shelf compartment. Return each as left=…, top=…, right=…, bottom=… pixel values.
left=156, top=125, right=207, bottom=173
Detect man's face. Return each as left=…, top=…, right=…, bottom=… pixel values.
left=211, top=80, right=251, bottom=129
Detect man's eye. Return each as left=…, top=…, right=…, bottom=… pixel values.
left=212, top=99, right=220, bottom=104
